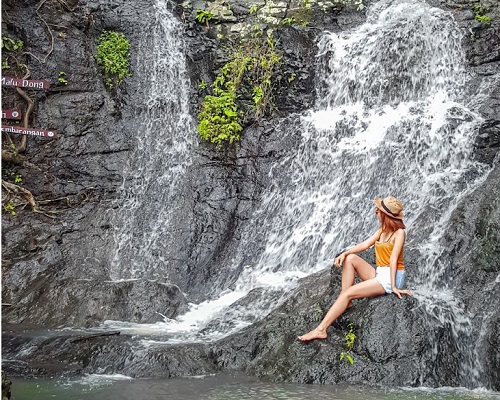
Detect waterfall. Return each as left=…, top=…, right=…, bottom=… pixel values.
left=110, top=0, right=194, bottom=281
left=104, top=0, right=493, bottom=389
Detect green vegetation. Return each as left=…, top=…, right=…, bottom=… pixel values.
left=281, top=17, right=297, bottom=26
left=315, top=306, right=324, bottom=321
left=9, top=144, right=18, bottom=157
left=2, top=35, right=23, bottom=51
left=3, top=202, right=16, bottom=216
left=196, top=9, right=214, bottom=27
left=96, top=30, right=131, bottom=89
left=339, top=323, right=356, bottom=365
left=58, top=71, right=68, bottom=85
left=197, top=31, right=282, bottom=146
left=473, top=4, right=492, bottom=25
left=2, top=35, right=24, bottom=70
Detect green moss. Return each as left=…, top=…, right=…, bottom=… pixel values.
left=473, top=4, right=492, bottom=25
left=96, top=31, right=131, bottom=89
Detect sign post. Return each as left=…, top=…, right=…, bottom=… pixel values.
left=1, top=125, right=57, bottom=138
left=2, top=110, right=22, bottom=120
left=2, top=76, right=58, bottom=139
left=1, top=76, right=51, bottom=90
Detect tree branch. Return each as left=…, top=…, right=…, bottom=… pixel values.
left=22, top=0, right=55, bottom=64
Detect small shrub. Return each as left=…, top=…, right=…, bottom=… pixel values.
left=197, top=33, right=282, bottom=146
left=58, top=71, right=68, bottom=85
left=3, top=202, right=16, bottom=216
left=196, top=9, right=214, bottom=27
left=339, top=323, right=356, bottom=365
left=96, top=31, right=131, bottom=89
left=473, top=4, right=492, bottom=25
left=2, top=35, right=23, bottom=51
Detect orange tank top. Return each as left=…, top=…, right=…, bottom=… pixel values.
left=375, top=241, right=404, bottom=270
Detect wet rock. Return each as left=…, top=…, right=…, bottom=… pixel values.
left=1, top=0, right=500, bottom=391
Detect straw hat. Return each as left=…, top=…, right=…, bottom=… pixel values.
left=374, top=195, right=404, bottom=219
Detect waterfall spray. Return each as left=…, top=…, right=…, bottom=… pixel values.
left=110, top=0, right=194, bottom=281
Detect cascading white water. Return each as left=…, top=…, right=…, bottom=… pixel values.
left=105, top=0, right=494, bottom=388
left=109, top=0, right=194, bottom=281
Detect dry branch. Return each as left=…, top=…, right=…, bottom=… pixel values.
left=22, top=0, right=55, bottom=64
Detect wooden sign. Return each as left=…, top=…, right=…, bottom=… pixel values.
left=1, top=125, right=57, bottom=138
left=1, top=76, right=50, bottom=90
left=2, top=110, right=22, bottom=120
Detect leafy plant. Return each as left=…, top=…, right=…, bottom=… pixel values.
left=197, top=32, right=282, bottom=146
left=314, top=306, right=324, bottom=321
left=281, top=17, right=296, bottom=26
left=249, top=5, right=258, bottom=14
left=197, top=53, right=248, bottom=146
left=196, top=9, right=214, bottom=27
left=473, top=4, right=492, bottom=24
left=475, top=13, right=491, bottom=24
left=58, top=71, right=68, bottom=85
left=339, top=323, right=356, bottom=365
left=252, top=85, right=264, bottom=107
left=288, top=72, right=297, bottom=83
left=3, top=202, right=16, bottom=216
left=199, top=80, right=207, bottom=90
left=14, top=174, right=22, bottom=184
left=9, top=144, right=18, bottom=157
left=96, top=30, right=131, bottom=89
left=2, top=35, right=23, bottom=51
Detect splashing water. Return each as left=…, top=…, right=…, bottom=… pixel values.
left=105, top=0, right=495, bottom=388
left=110, top=0, right=195, bottom=280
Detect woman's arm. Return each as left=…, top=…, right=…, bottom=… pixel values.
left=390, top=229, right=411, bottom=298
left=334, top=229, right=381, bottom=267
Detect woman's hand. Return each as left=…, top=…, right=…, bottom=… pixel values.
left=392, top=287, right=412, bottom=299
left=333, top=253, right=346, bottom=268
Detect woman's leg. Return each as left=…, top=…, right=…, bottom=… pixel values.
left=341, top=254, right=376, bottom=307
left=297, top=279, right=385, bottom=342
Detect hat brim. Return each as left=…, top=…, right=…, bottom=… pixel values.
left=374, top=197, right=404, bottom=219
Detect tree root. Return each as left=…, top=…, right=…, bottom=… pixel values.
left=22, top=0, right=55, bottom=64
left=14, top=68, right=34, bottom=153
left=3, top=66, right=34, bottom=155
left=2, top=180, right=59, bottom=219
left=1, top=150, right=26, bottom=165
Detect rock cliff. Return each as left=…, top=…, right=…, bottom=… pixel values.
left=1, top=0, right=499, bottom=390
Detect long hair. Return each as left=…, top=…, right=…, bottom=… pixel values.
left=380, top=211, right=406, bottom=232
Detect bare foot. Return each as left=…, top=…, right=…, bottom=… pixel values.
left=297, top=327, right=327, bottom=342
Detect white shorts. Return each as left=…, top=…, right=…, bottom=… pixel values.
left=375, top=266, right=406, bottom=294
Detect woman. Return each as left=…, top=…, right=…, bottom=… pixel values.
left=298, top=195, right=412, bottom=342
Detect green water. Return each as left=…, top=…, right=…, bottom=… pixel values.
left=8, top=373, right=500, bottom=400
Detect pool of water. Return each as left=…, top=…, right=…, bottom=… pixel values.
left=9, top=372, right=500, bottom=400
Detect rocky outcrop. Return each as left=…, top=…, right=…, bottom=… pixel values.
left=1, top=0, right=500, bottom=391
